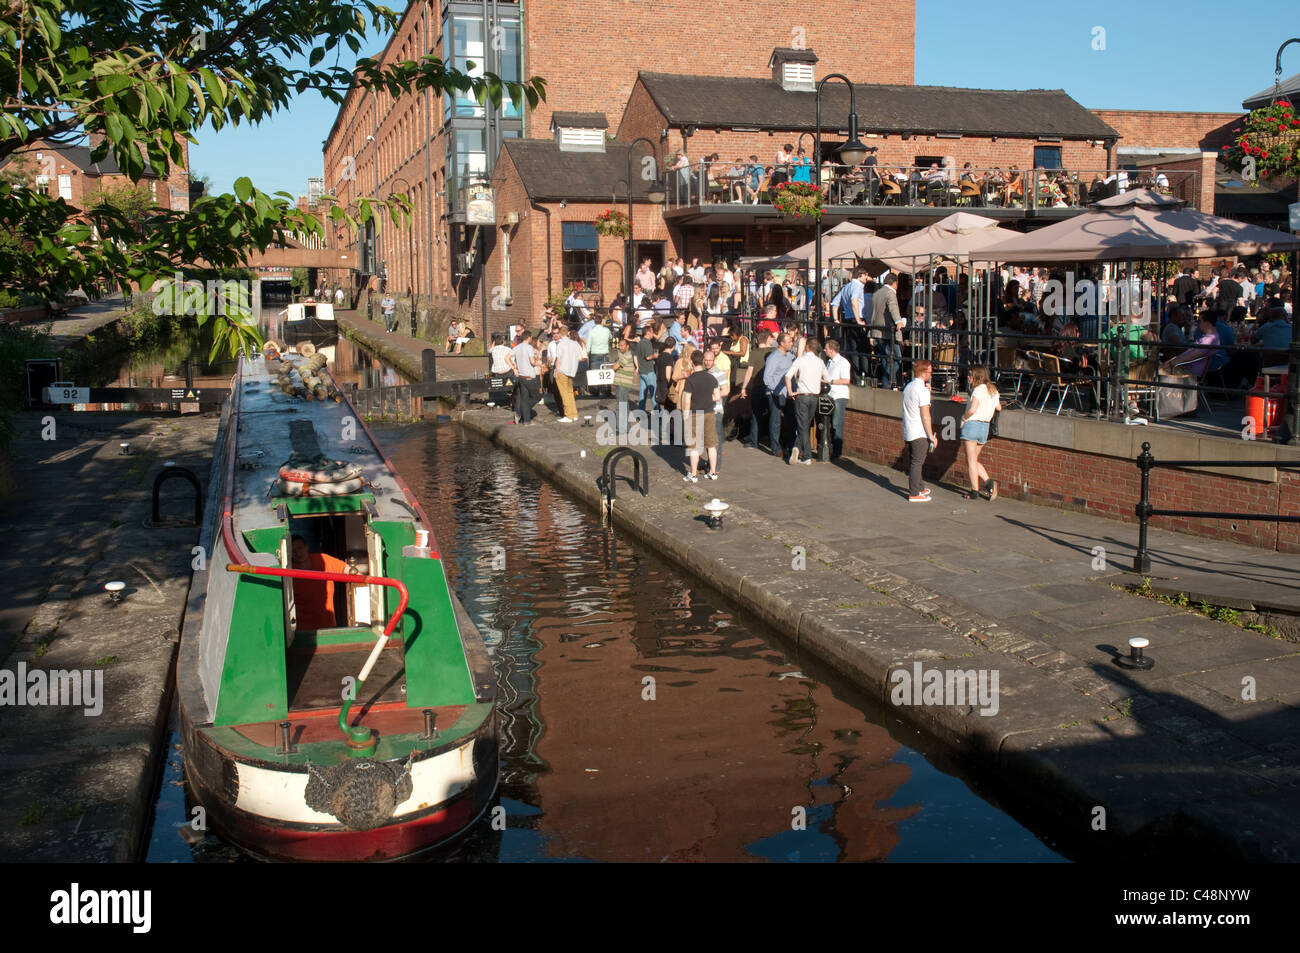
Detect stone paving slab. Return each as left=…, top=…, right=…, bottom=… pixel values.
left=0, top=411, right=217, bottom=862
left=455, top=394, right=1300, bottom=859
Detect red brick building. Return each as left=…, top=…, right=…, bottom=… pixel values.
left=321, top=0, right=917, bottom=327
left=320, top=0, right=1270, bottom=339
left=0, top=138, right=191, bottom=214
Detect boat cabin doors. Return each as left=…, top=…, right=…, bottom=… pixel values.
left=281, top=510, right=387, bottom=637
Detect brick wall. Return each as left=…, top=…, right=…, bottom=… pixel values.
left=616, top=83, right=1108, bottom=180
left=842, top=407, right=1300, bottom=552
left=1, top=139, right=189, bottom=214
left=526, top=2, right=916, bottom=139
left=492, top=143, right=679, bottom=327
left=1092, top=109, right=1241, bottom=153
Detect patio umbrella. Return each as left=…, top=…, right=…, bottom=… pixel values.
left=782, top=221, right=878, bottom=261
left=974, top=189, right=1300, bottom=262
left=877, top=212, right=1019, bottom=273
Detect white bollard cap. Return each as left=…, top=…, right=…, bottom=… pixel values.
left=1128, top=637, right=1149, bottom=650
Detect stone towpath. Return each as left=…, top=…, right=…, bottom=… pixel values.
left=454, top=387, right=1300, bottom=861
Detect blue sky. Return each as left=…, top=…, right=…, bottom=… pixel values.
left=190, top=0, right=1297, bottom=198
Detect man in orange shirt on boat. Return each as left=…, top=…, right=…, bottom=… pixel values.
left=291, top=535, right=350, bottom=630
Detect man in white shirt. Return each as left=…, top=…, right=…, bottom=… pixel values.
left=635, top=260, right=655, bottom=297
left=824, top=339, right=851, bottom=458
left=784, top=339, right=831, bottom=465
left=689, top=258, right=707, bottom=284
left=511, top=331, right=543, bottom=424
left=552, top=327, right=584, bottom=422
left=901, top=359, right=937, bottom=502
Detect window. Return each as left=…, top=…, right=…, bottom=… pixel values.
left=558, top=127, right=604, bottom=152
left=57, top=174, right=72, bottom=201
left=446, top=127, right=486, bottom=211
left=498, top=19, right=521, bottom=119
left=710, top=236, right=745, bottom=266
left=445, top=16, right=485, bottom=119
left=562, top=222, right=598, bottom=292
left=1033, top=146, right=1062, bottom=170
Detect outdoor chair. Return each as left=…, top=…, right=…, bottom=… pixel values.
left=933, top=342, right=959, bottom=395
left=1035, top=352, right=1083, bottom=415
left=995, top=345, right=1028, bottom=402
left=957, top=181, right=981, bottom=207
left=1020, top=350, right=1048, bottom=409
left=879, top=179, right=902, bottom=206
left=1129, top=358, right=1161, bottom=422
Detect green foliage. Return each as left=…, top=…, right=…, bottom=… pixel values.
left=87, top=180, right=157, bottom=230
left=1225, top=99, right=1300, bottom=180
left=291, top=267, right=310, bottom=296
left=0, top=325, right=54, bottom=428
left=0, top=0, right=546, bottom=358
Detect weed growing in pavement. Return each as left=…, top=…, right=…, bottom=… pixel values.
left=1125, top=580, right=1281, bottom=639
left=95, top=655, right=118, bottom=666
left=21, top=801, right=49, bottom=825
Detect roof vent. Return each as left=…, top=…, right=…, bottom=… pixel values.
left=551, top=112, right=609, bottom=153
left=769, top=48, right=818, bottom=92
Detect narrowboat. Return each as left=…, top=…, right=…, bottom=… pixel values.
left=177, top=350, right=498, bottom=861
left=282, top=299, right=336, bottom=324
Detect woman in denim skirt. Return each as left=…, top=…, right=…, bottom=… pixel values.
left=960, top=365, right=1001, bottom=500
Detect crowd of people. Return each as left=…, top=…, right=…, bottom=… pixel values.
left=675, top=151, right=1178, bottom=209
left=473, top=251, right=1293, bottom=501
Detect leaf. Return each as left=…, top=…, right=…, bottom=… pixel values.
left=198, top=67, right=226, bottom=109
left=233, top=177, right=253, bottom=203
left=33, top=5, right=62, bottom=50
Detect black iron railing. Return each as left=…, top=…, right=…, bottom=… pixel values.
left=1132, top=440, right=1300, bottom=572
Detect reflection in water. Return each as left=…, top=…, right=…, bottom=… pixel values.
left=144, top=381, right=1064, bottom=862
left=376, top=423, right=1064, bottom=863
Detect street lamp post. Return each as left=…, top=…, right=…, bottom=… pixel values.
left=812, top=75, right=869, bottom=332
left=388, top=176, right=414, bottom=333
left=1270, top=39, right=1300, bottom=444
left=623, top=137, right=667, bottom=304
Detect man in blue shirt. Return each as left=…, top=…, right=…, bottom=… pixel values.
left=842, top=269, right=869, bottom=382
left=666, top=315, right=685, bottom=354
left=762, top=332, right=796, bottom=458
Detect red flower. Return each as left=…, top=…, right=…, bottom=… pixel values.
left=1262, top=151, right=1269, bottom=158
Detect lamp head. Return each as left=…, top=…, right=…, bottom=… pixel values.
left=838, top=139, right=869, bottom=167
left=647, top=179, right=667, bottom=204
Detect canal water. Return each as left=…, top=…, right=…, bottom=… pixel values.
left=143, top=324, right=1066, bottom=863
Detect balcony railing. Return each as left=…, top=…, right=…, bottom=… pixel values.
left=664, top=161, right=1200, bottom=213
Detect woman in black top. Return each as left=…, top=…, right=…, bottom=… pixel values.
left=654, top=340, right=678, bottom=409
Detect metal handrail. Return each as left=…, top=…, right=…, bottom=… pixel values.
left=664, top=160, right=1199, bottom=210
left=1132, top=440, right=1300, bottom=571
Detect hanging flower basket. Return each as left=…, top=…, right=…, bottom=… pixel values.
left=770, top=180, right=823, bottom=220
left=594, top=208, right=631, bottom=239
left=1223, top=99, right=1300, bottom=180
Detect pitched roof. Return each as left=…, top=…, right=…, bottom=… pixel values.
left=550, top=111, right=609, bottom=130
left=32, top=143, right=157, bottom=178
left=500, top=139, right=662, bottom=203
left=636, top=73, right=1120, bottom=140
left=769, top=48, right=819, bottom=65
left=1242, top=72, right=1300, bottom=110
